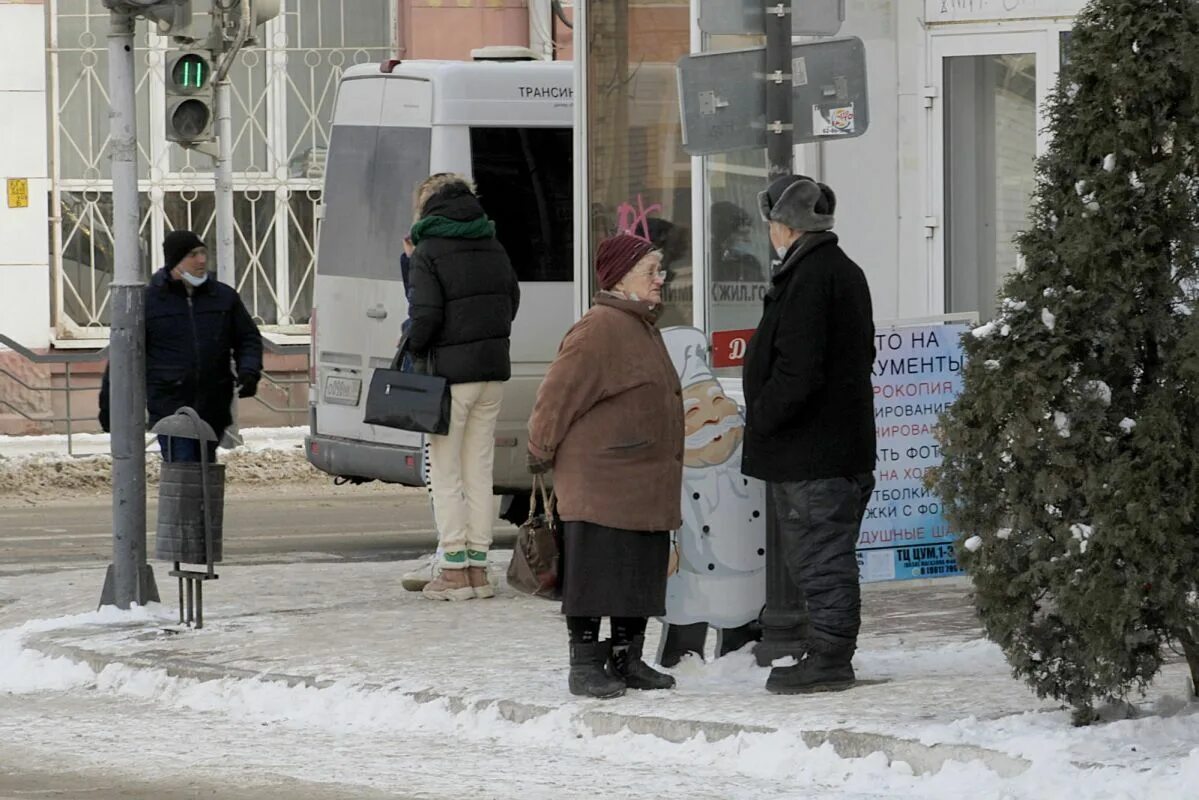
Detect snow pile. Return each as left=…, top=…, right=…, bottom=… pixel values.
left=0, top=605, right=169, bottom=694
left=1053, top=411, right=1071, bottom=438
left=972, top=321, right=997, bottom=339
left=1070, top=523, right=1094, bottom=555
left=0, top=427, right=322, bottom=499
left=1084, top=380, right=1113, bottom=406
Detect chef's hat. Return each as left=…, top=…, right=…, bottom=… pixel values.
left=664, top=327, right=714, bottom=389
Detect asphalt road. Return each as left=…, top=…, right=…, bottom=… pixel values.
left=0, top=485, right=518, bottom=570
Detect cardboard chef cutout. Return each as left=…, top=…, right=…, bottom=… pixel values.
left=661, top=327, right=767, bottom=629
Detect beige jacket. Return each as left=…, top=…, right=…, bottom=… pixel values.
left=528, top=293, right=684, bottom=532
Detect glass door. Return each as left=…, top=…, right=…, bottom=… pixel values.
left=929, top=32, right=1056, bottom=320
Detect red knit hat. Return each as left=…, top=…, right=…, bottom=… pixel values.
left=595, top=233, right=655, bottom=290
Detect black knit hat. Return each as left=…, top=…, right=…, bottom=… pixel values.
left=163, top=230, right=206, bottom=271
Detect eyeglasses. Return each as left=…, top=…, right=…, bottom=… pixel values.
left=634, top=268, right=668, bottom=281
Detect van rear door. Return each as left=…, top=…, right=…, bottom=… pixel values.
left=311, top=76, right=433, bottom=462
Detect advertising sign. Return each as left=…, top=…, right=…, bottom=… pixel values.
left=710, top=327, right=757, bottom=369
left=661, top=327, right=767, bottom=629
left=858, top=321, right=970, bottom=582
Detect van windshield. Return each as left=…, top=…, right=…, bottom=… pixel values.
left=318, top=125, right=431, bottom=281
left=470, top=127, right=572, bottom=282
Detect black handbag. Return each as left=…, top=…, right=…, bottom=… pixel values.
left=363, top=340, right=450, bottom=435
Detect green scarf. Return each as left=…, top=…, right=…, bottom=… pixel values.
left=409, top=214, right=496, bottom=245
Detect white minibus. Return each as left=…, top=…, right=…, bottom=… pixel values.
left=305, top=54, right=574, bottom=494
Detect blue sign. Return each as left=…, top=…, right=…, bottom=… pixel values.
left=857, top=322, right=970, bottom=583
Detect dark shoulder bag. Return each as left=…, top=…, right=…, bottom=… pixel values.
left=506, top=476, right=561, bottom=600
left=363, top=338, right=450, bottom=435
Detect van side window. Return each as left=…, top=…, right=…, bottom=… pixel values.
left=469, top=127, right=572, bottom=282
left=319, top=125, right=431, bottom=281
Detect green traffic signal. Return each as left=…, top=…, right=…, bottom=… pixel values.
left=172, top=53, right=208, bottom=90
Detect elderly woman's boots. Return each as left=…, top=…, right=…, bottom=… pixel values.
left=569, top=642, right=627, bottom=699
left=608, top=635, right=676, bottom=691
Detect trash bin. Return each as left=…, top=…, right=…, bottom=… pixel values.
left=155, top=462, right=226, bottom=564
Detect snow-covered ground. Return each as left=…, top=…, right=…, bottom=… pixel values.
left=0, top=426, right=307, bottom=459
left=2, top=563, right=1196, bottom=799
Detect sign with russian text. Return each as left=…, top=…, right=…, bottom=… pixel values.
left=925, top=0, right=1084, bottom=24
left=857, top=321, right=970, bottom=582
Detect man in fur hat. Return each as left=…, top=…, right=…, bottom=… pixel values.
left=742, top=175, right=876, bottom=695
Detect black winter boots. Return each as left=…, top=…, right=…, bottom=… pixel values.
left=608, top=635, right=676, bottom=691
left=569, top=641, right=627, bottom=699
left=765, top=645, right=855, bottom=695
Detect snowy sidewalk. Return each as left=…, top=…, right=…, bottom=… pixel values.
left=4, top=557, right=1197, bottom=797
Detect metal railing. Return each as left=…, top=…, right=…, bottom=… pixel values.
left=0, top=333, right=107, bottom=456
left=256, top=338, right=311, bottom=416
left=0, top=334, right=312, bottom=455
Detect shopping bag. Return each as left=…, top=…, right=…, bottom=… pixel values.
left=506, top=476, right=561, bottom=600
left=363, top=339, right=450, bottom=435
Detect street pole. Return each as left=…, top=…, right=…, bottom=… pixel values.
left=764, top=1, right=793, bottom=181
left=213, top=4, right=245, bottom=447
left=754, top=0, right=807, bottom=666
left=214, top=80, right=236, bottom=289
left=100, top=9, right=159, bottom=609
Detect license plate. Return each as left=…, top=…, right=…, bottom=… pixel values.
left=323, top=375, right=362, bottom=406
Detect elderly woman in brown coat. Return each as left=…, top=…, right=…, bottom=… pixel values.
left=527, top=233, right=685, bottom=699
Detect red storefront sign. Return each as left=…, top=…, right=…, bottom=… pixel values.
left=710, top=328, right=757, bottom=368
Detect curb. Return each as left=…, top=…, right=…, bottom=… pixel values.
left=27, top=629, right=1031, bottom=779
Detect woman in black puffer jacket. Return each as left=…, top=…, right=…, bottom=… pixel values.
left=405, top=174, right=520, bottom=603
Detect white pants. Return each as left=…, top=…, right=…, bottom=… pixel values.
left=428, top=381, right=504, bottom=569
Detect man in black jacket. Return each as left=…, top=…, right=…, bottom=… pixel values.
left=406, top=175, right=520, bottom=602
left=99, top=230, right=263, bottom=462
left=742, top=176, right=876, bottom=695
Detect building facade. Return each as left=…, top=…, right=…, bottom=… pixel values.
left=574, top=0, right=1084, bottom=355
left=0, top=0, right=561, bottom=433
left=0, top=0, right=1086, bottom=432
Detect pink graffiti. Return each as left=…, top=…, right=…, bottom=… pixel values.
left=616, top=194, right=662, bottom=243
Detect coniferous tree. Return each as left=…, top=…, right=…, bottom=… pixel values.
left=933, top=0, right=1199, bottom=723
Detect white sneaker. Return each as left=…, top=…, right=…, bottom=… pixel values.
left=401, top=550, right=440, bottom=592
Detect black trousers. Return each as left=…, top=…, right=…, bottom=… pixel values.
left=771, top=473, right=875, bottom=653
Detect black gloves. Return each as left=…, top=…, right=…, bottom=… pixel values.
left=237, top=371, right=260, bottom=399
left=527, top=451, right=553, bottom=475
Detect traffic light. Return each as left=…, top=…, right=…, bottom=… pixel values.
left=165, top=48, right=214, bottom=145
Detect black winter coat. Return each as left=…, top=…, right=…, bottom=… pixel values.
left=99, top=269, right=263, bottom=439
left=741, top=232, right=876, bottom=482
left=406, top=192, right=520, bottom=385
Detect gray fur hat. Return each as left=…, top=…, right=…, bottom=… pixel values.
left=756, top=175, right=836, bottom=232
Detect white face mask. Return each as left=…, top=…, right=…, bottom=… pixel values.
left=181, top=271, right=209, bottom=288
left=775, top=245, right=790, bottom=260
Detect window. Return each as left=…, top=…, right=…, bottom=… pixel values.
left=944, top=53, right=1038, bottom=320
left=470, top=127, right=573, bottom=282
left=317, top=125, right=431, bottom=281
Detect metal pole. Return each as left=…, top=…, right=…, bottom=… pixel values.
left=754, top=0, right=807, bottom=666
left=100, top=10, right=158, bottom=609
left=215, top=80, right=243, bottom=447
left=764, top=1, right=793, bottom=179
left=213, top=6, right=245, bottom=448
left=214, top=81, right=236, bottom=288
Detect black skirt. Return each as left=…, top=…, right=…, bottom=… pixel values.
left=560, top=521, right=670, bottom=618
